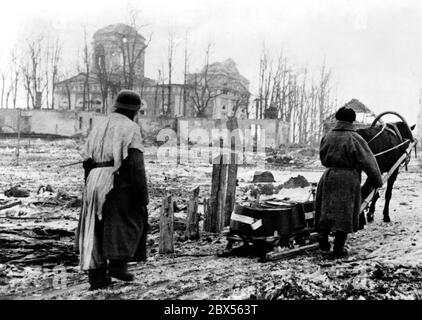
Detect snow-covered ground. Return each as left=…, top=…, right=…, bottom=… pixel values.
left=1, top=138, right=422, bottom=299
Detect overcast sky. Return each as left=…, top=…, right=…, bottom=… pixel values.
left=1, top=0, right=421, bottom=123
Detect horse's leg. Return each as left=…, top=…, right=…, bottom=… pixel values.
left=360, top=179, right=372, bottom=228
left=367, top=191, right=380, bottom=222
left=383, top=168, right=399, bottom=223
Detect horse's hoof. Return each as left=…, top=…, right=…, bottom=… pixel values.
left=383, top=217, right=391, bottom=223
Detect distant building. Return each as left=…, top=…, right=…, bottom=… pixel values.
left=142, top=59, right=250, bottom=119
left=54, top=23, right=154, bottom=113
left=92, top=23, right=146, bottom=78
left=54, top=24, right=250, bottom=119
left=186, top=58, right=250, bottom=119
left=323, top=99, right=376, bottom=134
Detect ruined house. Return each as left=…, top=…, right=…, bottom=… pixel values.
left=185, top=58, right=250, bottom=119
left=135, top=58, right=250, bottom=119
left=323, top=98, right=376, bottom=134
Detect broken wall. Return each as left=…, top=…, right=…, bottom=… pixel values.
left=177, top=118, right=289, bottom=148
left=0, top=110, right=291, bottom=147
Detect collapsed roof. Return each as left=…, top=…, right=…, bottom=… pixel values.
left=326, top=98, right=376, bottom=123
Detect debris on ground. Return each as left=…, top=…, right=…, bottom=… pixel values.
left=266, top=146, right=320, bottom=167
left=243, top=184, right=283, bottom=197
left=4, top=186, right=30, bottom=198
left=66, top=198, right=82, bottom=208
left=252, top=171, right=275, bottom=183
left=37, top=185, right=54, bottom=194
left=0, top=139, right=421, bottom=300
left=282, top=175, right=310, bottom=189
left=0, top=226, right=77, bottom=266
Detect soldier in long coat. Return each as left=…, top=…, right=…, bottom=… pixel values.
left=75, top=90, right=149, bottom=290
left=315, top=107, right=383, bottom=258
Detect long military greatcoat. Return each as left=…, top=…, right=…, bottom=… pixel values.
left=315, top=121, right=383, bottom=234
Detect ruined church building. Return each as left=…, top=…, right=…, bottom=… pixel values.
left=54, top=23, right=250, bottom=120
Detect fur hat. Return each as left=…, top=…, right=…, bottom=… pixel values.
left=113, top=90, right=141, bottom=111
left=335, top=107, right=356, bottom=123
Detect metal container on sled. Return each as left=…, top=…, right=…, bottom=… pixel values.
left=229, top=200, right=315, bottom=241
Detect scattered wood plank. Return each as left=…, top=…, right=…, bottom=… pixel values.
left=159, top=195, right=174, bottom=254
left=185, top=186, right=200, bottom=240
left=0, top=232, right=77, bottom=265
left=0, top=200, right=22, bottom=211
left=265, top=243, right=320, bottom=261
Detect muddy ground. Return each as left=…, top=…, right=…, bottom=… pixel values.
left=0, top=138, right=422, bottom=300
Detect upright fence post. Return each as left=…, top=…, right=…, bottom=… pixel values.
left=15, top=109, right=21, bottom=166
left=203, top=198, right=212, bottom=231
left=206, top=153, right=228, bottom=233
left=224, top=116, right=239, bottom=226
left=159, top=195, right=174, bottom=254
left=185, top=186, right=200, bottom=240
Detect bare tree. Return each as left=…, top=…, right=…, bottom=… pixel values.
left=50, top=38, right=62, bottom=109
left=256, top=45, right=336, bottom=146
left=60, top=71, right=73, bottom=110
left=10, top=50, right=20, bottom=109
left=114, top=10, right=152, bottom=89
left=166, top=31, right=175, bottom=117
left=158, top=66, right=166, bottom=115
left=0, top=69, right=7, bottom=108
left=21, top=35, right=46, bottom=109
left=96, top=57, right=113, bottom=113
left=316, top=61, right=332, bottom=142
left=82, top=27, right=91, bottom=111
left=189, top=44, right=223, bottom=118
left=42, top=37, right=62, bottom=109
left=182, top=31, right=190, bottom=117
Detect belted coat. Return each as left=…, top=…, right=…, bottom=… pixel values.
left=315, top=121, right=383, bottom=234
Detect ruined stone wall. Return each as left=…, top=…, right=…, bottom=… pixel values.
left=0, top=110, right=291, bottom=147
left=175, top=118, right=289, bottom=148
left=0, top=109, right=104, bottom=137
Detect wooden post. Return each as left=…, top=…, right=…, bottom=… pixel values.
left=224, top=158, right=238, bottom=226
left=16, top=109, right=21, bottom=166
left=159, top=195, right=174, bottom=254
left=206, top=159, right=220, bottom=232
left=203, top=198, right=212, bottom=231
left=185, top=186, right=200, bottom=240
left=206, top=154, right=228, bottom=233
left=224, top=116, right=239, bottom=226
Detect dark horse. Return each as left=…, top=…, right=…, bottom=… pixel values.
left=356, top=111, right=416, bottom=227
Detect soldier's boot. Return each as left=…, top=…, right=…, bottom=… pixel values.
left=318, top=232, right=331, bottom=252
left=88, top=266, right=111, bottom=291
left=333, top=231, right=348, bottom=258
left=109, top=260, right=135, bottom=282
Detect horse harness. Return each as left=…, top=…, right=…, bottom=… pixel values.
left=367, top=122, right=413, bottom=169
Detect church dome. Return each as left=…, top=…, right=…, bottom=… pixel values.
left=93, top=23, right=145, bottom=41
